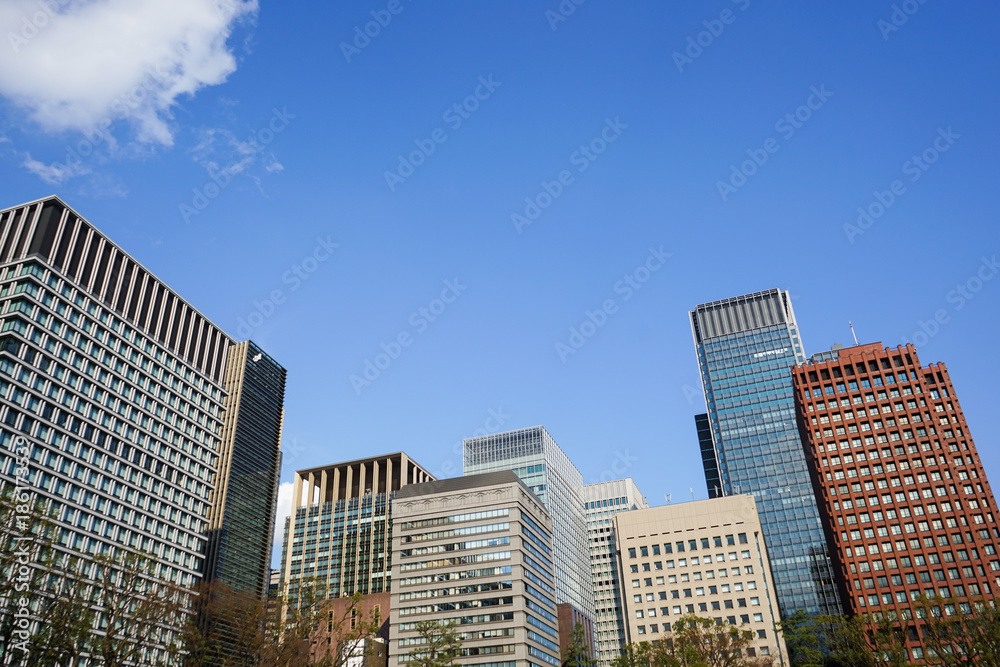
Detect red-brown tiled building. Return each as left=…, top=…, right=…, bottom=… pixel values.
left=792, top=343, right=1000, bottom=658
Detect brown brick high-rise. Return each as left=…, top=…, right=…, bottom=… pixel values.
left=793, top=343, right=999, bottom=659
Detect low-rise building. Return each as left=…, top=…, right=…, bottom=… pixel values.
left=614, top=496, right=786, bottom=664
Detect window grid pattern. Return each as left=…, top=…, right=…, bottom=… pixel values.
left=464, top=426, right=595, bottom=622
left=795, top=343, right=1000, bottom=658
left=691, top=289, right=842, bottom=617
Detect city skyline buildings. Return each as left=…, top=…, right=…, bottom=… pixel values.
left=0, top=195, right=285, bottom=658
left=464, top=425, right=597, bottom=623
left=690, top=288, right=842, bottom=617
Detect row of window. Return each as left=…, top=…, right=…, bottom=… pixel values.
left=627, top=533, right=747, bottom=559
left=635, top=596, right=762, bottom=616
left=635, top=612, right=768, bottom=633
left=399, top=508, right=509, bottom=532
left=402, top=521, right=509, bottom=544
left=397, top=565, right=512, bottom=588
left=634, top=580, right=758, bottom=598
left=585, top=496, right=628, bottom=510
left=398, top=579, right=513, bottom=602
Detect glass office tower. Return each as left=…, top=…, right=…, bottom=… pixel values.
left=464, top=426, right=596, bottom=623
left=690, top=289, right=841, bottom=616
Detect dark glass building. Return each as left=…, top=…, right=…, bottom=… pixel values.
left=690, top=288, right=841, bottom=616
left=206, top=340, right=286, bottom=597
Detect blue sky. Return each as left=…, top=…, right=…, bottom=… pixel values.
left=1, top=1, right=998, bottom=567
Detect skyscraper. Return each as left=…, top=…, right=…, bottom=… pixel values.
left=690, top=288, right=841, bottom=616
left=464, top=426, right=596, bottom=623
left=206, top=340, right=286, bottom=597
left=389, top=470, right=562, bottom=667
left=793, top=342, right=1000, bottom=660
left=280, top=453, right=434, bottom=601
left=0, top=196, right=284, bottom=658
left=583, top=479, right=649, bottom=667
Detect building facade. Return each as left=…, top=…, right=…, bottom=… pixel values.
left=206, top=340, right=286, bottom=597
left=690, top=288, right=841, bottom=616
left=309, top=591, right=390, bottom=665
left=613, top=496, right=786, bottom=664
left=0, top=196, right=285, bottom=660
left=280, top=453, right=434, bottom=601
left=583, top=479, right=649, bottom=667
left=388, top=471, right=562, bottom=667
left=793, top=342, right=1000, bottom=661
left=464, top=426, right=596, bottom=623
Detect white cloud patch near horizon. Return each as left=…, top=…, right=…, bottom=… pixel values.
left=0, top=0, right=257, bottom=146
left=271, top=481, right=293, bottom=568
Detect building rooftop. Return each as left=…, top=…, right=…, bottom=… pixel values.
left=395, top=469, right=534, bottom=500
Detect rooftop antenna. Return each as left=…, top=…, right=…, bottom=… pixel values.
left=849, top=321, right=859, bottom=346
left=690, top=487, right=695, bottom=501
left=664, top=494, right=672, bottom=505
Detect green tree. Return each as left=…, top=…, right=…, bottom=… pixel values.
left=564, top=621, right=596, bottom=667
left=407, top=620, right=462, bottom=667
left=89, top=550, right=188, bottom=667
left=27, top=552, right=98, bottom=665
left=667, top=613, right=773, bottom=667
left=612, top=641, right=673, bottom=667
left=779, top=610, right=831, bottom=667
left=616, top=615, right=772, bottom=667
left=914, top=596, right=1000, bottom=666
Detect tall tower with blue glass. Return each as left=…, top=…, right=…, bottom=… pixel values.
left=690, top=289, right=841, bottom=617
left=464, top=425, right=596, bottom=624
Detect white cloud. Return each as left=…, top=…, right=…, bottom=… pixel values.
left=22, top=151, right=89, bottom=183
left=0, top=0, right=257, bottom=145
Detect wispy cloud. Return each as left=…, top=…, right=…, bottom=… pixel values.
left=22, top=152, right=90, bottom=183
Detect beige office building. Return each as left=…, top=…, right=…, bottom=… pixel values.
left=389, top=471, right=562, bottom=667
left=613, top=495, right=786, bottom=664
